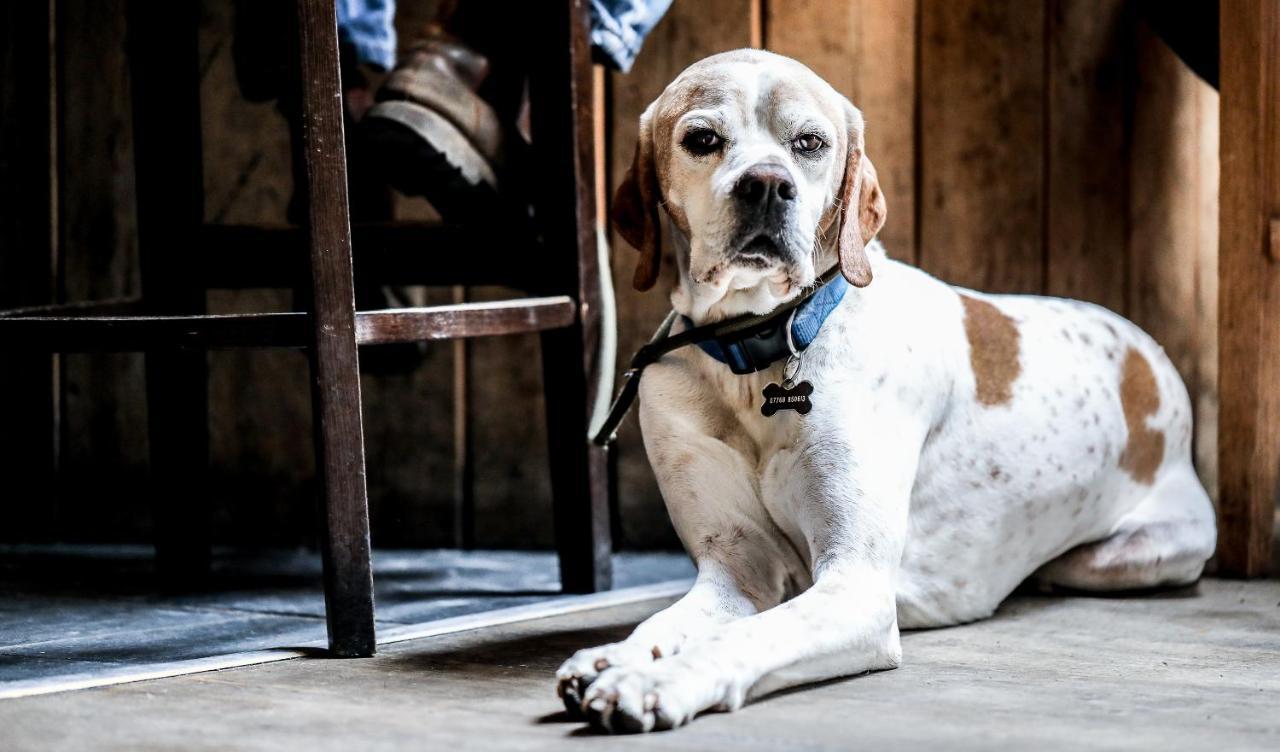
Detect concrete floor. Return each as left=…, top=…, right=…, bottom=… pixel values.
left=0, top=546, right=693, bottom=690
left=2, top=578, right=1278, bottom=751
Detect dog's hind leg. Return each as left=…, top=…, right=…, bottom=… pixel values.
left=1036, top=465, right=1217, bottom=591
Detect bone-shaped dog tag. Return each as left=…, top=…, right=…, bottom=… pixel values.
left=761, top=381, right=814, bottom=416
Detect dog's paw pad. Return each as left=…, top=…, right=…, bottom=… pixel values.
left=555, top=643, right=656, bottom=719
left=580, top=665, right=696, bottom=734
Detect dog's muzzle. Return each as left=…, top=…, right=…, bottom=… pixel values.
left=730, top=164, right=798, bottom=266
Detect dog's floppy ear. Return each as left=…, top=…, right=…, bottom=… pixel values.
left=612, top=109, right=662, bottom=291
left=836, top=105, right=887, bottom=288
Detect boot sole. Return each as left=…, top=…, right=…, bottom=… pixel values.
left=361, top=100, right=500, bottom=223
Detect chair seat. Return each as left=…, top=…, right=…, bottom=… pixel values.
left=0, top=296, right=576, bottom=352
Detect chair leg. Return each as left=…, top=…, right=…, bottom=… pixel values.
left=530, top=0, right=614, bottom=593
left=127, top=0, right=211, bottom=585
left=542, top=325, right=613, bottom=593
left=295, top=0, right=376, bottom=656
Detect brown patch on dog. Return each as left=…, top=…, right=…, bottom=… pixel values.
left=960, top=294, right=1021, bottom=406
left=1119, top=347, right=1165, bottom=484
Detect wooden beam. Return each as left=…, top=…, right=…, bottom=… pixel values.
left=0, top=298, right=576, bottom=351
left=1217, top=0, right=1280, bottom=576
left=918, top=0, right=1045, bottom=292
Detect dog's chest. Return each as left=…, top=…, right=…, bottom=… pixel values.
left=692, top=355, right=840, bottom=566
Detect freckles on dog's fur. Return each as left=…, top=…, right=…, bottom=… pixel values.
left=557, top=49, right=1216, bottom=734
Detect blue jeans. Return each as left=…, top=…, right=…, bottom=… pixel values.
left=337, top=0, right=398, bottom=71
left=588, top=0, right=673, bottom=72
left=338, top=0, right=671, bottom=72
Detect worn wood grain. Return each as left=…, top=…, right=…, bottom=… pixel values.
left=1128, top=23, right=1201, bottom=395
left=0, top=299, right=576, bottom=351
left=295, top=0, right=376, bottom=655
left=2, top=580, right=1278, bottom=751
left=1193, top=84, right=1220, bottom=506
left=765, top=0, right=918, bottom=264
left=1044, top=0, right=1129, bottom=310
left=1128, top=24, right=1221, bottom=506
left=918, top=0, right=1045, bottom=292
left=1217, top=0, right=1279, bottom=577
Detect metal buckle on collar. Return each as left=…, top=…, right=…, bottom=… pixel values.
left=713, top=318, right=792, bottom=375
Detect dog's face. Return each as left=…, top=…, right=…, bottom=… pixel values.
left=614, top=50, right=886, bottom=318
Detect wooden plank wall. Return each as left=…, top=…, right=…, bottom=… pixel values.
left=1217, top=0, right=1278, bottom=576
left=1, top=0, right=1225, bottom=553
left=605, top=0, right=1221, bottom=547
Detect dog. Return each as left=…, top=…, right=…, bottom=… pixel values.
left=556, top=49, right=1216, bottom=733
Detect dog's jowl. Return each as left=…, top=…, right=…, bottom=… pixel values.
left=557, top=49, right=1216, bottom=733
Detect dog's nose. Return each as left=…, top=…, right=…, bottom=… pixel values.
left=733, top=164, right=796, bottom=208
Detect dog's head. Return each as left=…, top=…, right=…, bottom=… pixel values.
left=613, top=49, right=886, bottom=320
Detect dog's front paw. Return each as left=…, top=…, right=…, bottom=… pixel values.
left=555, top=642, right=655, bottom=719
left=581, top=658, right=733, bottom=734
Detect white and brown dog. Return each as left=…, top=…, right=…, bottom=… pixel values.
left=556, top=49, right=1216, bottom=733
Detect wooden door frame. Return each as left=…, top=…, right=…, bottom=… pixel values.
left=1216, top=0, right=1279, bottom=577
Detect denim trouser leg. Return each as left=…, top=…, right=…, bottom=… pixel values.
left=589, top=0, right=674, bottom=72
left=335, top=0, right=670, bottom=75
left=336, top=0, right=398, bottom=71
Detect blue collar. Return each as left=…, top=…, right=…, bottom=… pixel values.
left=682, top=273, right=849, bottom=375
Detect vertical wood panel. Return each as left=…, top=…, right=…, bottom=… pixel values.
left=58, top=0, right=150, bottom=540
left=766, top=0, right=918, bottom=264
left=1128, top=24, right=1221, bottom=508
left=766, top=0, right=862, bottom=97
left=1045, top=0, right=1128, bottom=310
left=1217, top=0, right=1279, bottom=576
left=919, top=0, right=1044, bottom=292
left=8, top=0, right=1231, bottom=554
left=1128, top=25, right=1200, bottom=384
left=1193, top=84, right=1220, bottom=505
left=859, top=0, right=919, bottom=264
left=608, top=0, right=759, bottom=547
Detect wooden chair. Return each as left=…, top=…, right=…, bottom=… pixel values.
left=0, top=0, right=612, bottom=657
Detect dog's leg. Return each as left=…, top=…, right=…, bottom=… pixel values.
left=1037, top=464, right=1216, bottom=590
left=581, top=414, right=923, bottom=732
left=582, top=561, right=902, bottom=732
left=558, top=415, right=803, bottom=723
left=556, top=558, right=760, bottom=716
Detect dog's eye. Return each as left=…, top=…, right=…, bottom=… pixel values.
left=682, top=129, right=723, bottom=155
left=793, top=134, right=825, bottom=153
